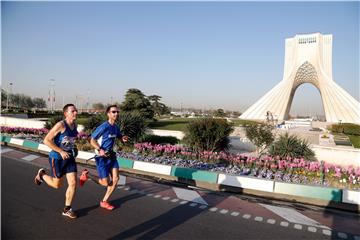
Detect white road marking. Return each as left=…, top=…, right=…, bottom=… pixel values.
left=173, top=187, right=208, bottom=205
left=260, top=204, right=330, bottom=229
left=22, top=154, right=39, bottom=161
left=231, top=212, right=240, bottom=216
left=220, top=209, right=229, bottom=214
left=1, top=147, right=14, bottom=153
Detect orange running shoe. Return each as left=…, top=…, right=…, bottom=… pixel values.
left=100, top=201, right=115, bottom=211
left=79, top=169, right=89, bottom=187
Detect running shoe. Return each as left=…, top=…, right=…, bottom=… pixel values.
left=34, top=168, right=45, bottom=185
left=62, top=208, right=77, bottom=219
left=79, top=169, right=89, bottom=187
left=100, top=201, right=115, bottom=211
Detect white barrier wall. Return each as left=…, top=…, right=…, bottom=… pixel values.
left=147, top=129, right=185, bottom=140
left=1, top=116, right=45, bottom=129
left=311, top=145, right=360, bottom=167
left=0, top=116, right=84, bottom=132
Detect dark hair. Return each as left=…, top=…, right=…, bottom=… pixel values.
left=106, top=105, right=118, bottom=113
left=63, top=104, right=76, bottom=113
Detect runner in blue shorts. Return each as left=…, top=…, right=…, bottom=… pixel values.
left=34, top=104, right=79, bottom=219
left=81, top=104, right=128, bottom=211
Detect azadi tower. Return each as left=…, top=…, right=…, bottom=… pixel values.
left=240, top=33, right=360, bottom=124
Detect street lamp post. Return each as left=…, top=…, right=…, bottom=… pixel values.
left=6, top=82, right=13, bottom=111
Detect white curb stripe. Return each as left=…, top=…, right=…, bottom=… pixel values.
left=10, top=138, right=24, bottom=146
left=38, top=144, right=51, bottom=152
left=133, top=161, right=172, bottom=175
left=218, top=174, right=274, bottom=192
left=260, top=204, right=329, bottom=229
left=173, top=187, right=208, bottom=205
left=22, top=154, right=39, bottom=161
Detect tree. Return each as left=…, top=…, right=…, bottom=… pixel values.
left=92, top=102, right=105, bottom=110
left=214, top=108, right=226, bottom=118
left=245, top=123, right=275, bottom=156
left=1, top=89, right=7, bottom=106
left=33, top=98, right=47, bottom=109
left=120, top=88, right=154, bottom=119
left=148, top=95, right=170, bottom=117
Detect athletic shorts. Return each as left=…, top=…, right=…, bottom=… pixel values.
left=95, top=156, right=119, bottom=179
left=48, top=156, right=77, bottom=178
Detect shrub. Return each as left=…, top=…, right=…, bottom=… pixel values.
left=118, top=111, right=148, bottom=143
left=44, top=115, right=63, bottom=130
left=330, top=123, right=360, bottom=136
left=268, top=132, right=315, bottom=160
left=244, top=123, right=274, bottom=155
left=183, top=118, right=234, bottom=152
left=84, top=111, right=148, bottom=144
left=140, top=134, right=179, bottom=145
left=83, top=114, right=106, bottom=133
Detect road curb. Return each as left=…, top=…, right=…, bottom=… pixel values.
left=1, top=137, right=359, bottom=212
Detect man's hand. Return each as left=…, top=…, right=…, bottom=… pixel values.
left=60, top=150, right=70, bottom=160
left=98, top=149, right=106, bottom=156
left=122, top=135, right=129, bottom=143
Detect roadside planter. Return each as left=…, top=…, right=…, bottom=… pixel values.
left=1, top=136, right=359, bottom=209
left=273, top=182, right=342, bottom=202
left=217, top=173, right=274, bottom=192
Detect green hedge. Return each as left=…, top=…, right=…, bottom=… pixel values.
left=331, top=123, right=360, bottom=136
left=140, top=134, right=179, bottom=145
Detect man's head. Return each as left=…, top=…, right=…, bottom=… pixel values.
left=63, top=104, right=78, bottom=120
left=106, top=104, right=119, bottom=121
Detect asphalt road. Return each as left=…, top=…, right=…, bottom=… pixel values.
left=1, top=152, right=355, bottom=240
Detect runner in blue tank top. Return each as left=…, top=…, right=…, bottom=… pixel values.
left=34, top=104, right=79, bottom=219
left=81, top=105, right=128, bottom=211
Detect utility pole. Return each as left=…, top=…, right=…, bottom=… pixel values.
left=6, top=82, right=13, bottom=111
left=48, top=79, right=55, bottom=113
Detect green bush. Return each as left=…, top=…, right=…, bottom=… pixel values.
left=244, top=123, right=274, bottom=155
left=44, top=115, right=63, bottom=130
left=118, top=111, right=148, bottom=143
left=269, top=132, right=315, bottom=160
left=84, top=111, right=148, bottom=144
left=83, top=114, right=106, bottom=133
left=330, top=123, right=360, bottom=136
left=183, top=118, right=234, bottom=152
left=140, top=134, right=179, bottom=145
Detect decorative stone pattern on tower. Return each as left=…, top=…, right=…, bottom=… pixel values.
left=240, top=33, right=360, bottom=124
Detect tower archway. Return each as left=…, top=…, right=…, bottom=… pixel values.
left=240, top=33, right=360, bottom=124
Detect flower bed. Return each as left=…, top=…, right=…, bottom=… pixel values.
left=129, top=143, right=360, bottom=190
left=2, top=128, right=359, bottom=190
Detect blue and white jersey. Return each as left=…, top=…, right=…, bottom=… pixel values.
left=50, top=120, right=78, bottom=158
left=91, top=121, right=121, bottom=151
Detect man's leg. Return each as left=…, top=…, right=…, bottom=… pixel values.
left=42, top=174, right=63, bottom=189
left=35, top=157, right=63, bottom=188
left=62, top=172, right=77, bottom=219
left=65, top=172, right=77, bottom=206
left=102, top=167, right=119, bottom=202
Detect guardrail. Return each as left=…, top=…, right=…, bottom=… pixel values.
left=1, top=136, right=359, bottom=211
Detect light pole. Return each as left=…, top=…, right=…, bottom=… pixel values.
left=6, top=82, right=13, bottom=111
left=49, top=79, right=55, bottom=113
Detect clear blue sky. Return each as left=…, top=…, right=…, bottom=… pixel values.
left=2, top=1, right=359, bottom=116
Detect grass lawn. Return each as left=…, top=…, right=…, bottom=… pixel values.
left=228, top=119, right=260, bottom=126
left=348, top=135, right=360, bottom=148
left=148, top=118, right=193, bottom=131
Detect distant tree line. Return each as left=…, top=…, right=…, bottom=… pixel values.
left=92, top=88, right=170, bottom=120
left=1, top=89, right=46, bottom=110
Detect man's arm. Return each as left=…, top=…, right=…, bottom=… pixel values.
left=90, top=138, right=106, bottom=156
left=44, top=121, right=69, bottom=160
